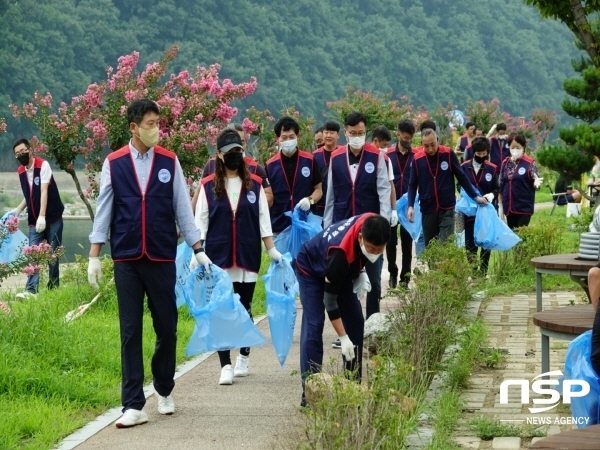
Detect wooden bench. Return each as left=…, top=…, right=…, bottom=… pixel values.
left=530, top=423, right=600, bottom=449
left=532, top=305, right=595, bottom=374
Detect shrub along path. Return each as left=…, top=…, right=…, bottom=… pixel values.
left=453, top=291, right=581, bottom=449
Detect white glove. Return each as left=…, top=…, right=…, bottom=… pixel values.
left=35, top=215, right=46, bottom=233
left=87, top=256, right=102, bottom=289
left=297, top=197, right=311, bottom=211
left=339, top=334, right=355, bottom=361
left=353, top=270, right=371, bottom=300
left=533, top=176, right=543, bottom=190
left=483, top=193, right=494, bottom=203
left=489, top=124, right=497, bottom=132
left=390, top=210, right=398, bottom=227
left=267, top=246, right=283, bottom=266
left=190, top=250, right=212, bottom=272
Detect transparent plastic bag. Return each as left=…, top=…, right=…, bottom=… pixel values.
left=0, top=212, right=28, bottom=263
left=474, top=203, right=521, bottom=251
left=174, top=242, right=193, bottom=308
left=274, top=206, right=322, bottom=259
left=455, top=187, right=479, bottom=217
left=397, top=193, right=422, bottom=241
left=263, top=253, right=298, bottom=367
left=184, top=265, right=267, bottom=356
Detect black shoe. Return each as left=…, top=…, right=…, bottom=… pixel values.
left=332, top=338, right=341, bottom=349
left=300, top=391, right=307, bottom=408
left=389, top=274, right=397, bottom=289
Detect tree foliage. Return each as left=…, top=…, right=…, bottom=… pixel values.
left=0, top=0, right=581, bottom=171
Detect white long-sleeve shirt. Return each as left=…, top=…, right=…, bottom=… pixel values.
left=195, top=177, right=272, bottom=282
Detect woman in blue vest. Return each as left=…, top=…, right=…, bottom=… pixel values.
left=460, top=137, right=499, bottom=275
left=295, top=213, right=390, bottom=406
left=193, top=129, right=283, bottom=385
left=499, top=134, right=543, bottom=230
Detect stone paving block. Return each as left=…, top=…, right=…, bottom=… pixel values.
left=454, top=436, right=481, bottom=448
left=531, top=437, right=545, bottom=444
left=492, top=436, right=522, bottom=449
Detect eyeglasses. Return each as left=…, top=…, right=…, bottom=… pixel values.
left=347, top=131, right=366, bottom=137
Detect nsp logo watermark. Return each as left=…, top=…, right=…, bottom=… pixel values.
left=499, top=370, right=590, bottom=413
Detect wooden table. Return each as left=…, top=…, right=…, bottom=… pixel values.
left=530, top=255, right=598, bottom=375
left=533, top=305, right=595, bottom=374
left=530, top=254, right=597, bottom=312
left=530, top=423, right=600, bottom=449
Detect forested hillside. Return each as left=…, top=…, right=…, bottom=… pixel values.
left=0, top=0, right=581, bottom=168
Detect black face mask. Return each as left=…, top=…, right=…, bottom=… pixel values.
left=474, top=155, right=488, bottom=164
left=223, top=152, right=243, bottom=170
left=399, top=140, right=411, bottom=150
left=17, top=153, right=30, bottom=167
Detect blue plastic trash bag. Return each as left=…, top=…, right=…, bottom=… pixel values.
left=263, top=253, right=298, bottom=368
left=0, top=212, right=28, bottom=263
left=455, top=187, right=479, bottom=217
left=184, top=265, right=267, bottom=356
left=397, top=193, right=422, bottom=241
left=560, top=331, right=600, bottom=427
left=175, top=242, right=193, bottom=308
left=474, top=204, right=521, bottom=251
left=274, top=206, right=322, bottom=259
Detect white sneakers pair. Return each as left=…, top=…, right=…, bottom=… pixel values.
left=114, top=393, right=174, bottom=428
left=219, top=355, right=249, bottom=385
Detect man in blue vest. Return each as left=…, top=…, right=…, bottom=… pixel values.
left=324, top=112, right=391, bottom=324
left=455, top=121, right=476, bottom=161
left=295, top=213, right=390, bottom=406
left=408, top=129, right=487, bottom=246
left=265, top=116, right=322, bottom=234
left=10, top=138, right=64, bottom=299
left=87, top=99, right=205, bottom=428
left=312, top=121, right=340, bottom=217
left=486, top=123, right=511, bottom=168
left=386, top=120, right=416, bottom=288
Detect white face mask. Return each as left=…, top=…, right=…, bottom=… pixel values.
left=280, top=139, right=297, bottom=155
left=498, top=134, right=508, bottom=140
left=360, top=242, right=381, bottom=263
left=379, top=146, right=387, bottom=153
left=510, top=148, right=523, bottom=160
left=348, top=136, right=366, bottom=150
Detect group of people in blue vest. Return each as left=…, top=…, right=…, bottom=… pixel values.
left=70, top=97, right=543, bottom=426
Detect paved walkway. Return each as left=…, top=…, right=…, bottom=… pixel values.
left=454, top=291, right=583, bottom=449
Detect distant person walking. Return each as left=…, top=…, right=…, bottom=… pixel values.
left=87, top=98, right=205, bottom=428
left=311, top=121, right=341, bottom=217
left=11, top=138, right=64, bottom=299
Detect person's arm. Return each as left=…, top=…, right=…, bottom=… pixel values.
left=387, top=159, right=396, bottom=208
left=11, top=199, right=26, bottom=215
left=451, top=152, right=485, bottom=202
left=324, top=249, right=351, bottom=336
left=486, top=124, right=497, bottom=138
left=39, top=183, right=48, bottom=217
left=257, top=186, right=274, bottom=244
left=323, top=164, right=334, bottom=228
left=89, top=159, right=114, bottom=250
left=492, top=169, right=500, bottom=199
left=407, top=159, right=418, bottom=208
left=376, top=152, right=391, bottom=221
left=255, top=164, right=273, bottom=207
left=172, top=157, right=202, bottom=251
left=191, top=165, right=211, bottom=212
left=309, top=159, right=323, bottom=203
left=194, top=183, right=209, bottom=245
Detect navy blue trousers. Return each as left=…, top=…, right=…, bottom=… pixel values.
left=114, top=257, right=177, bottom=412
left=296, top=267, right=364, bottom=381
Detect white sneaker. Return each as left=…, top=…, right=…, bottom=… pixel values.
left=234, top=355, right=249, bottom=377
left=156, top=393, right=175, bottom=415
left=15, top=292, right=36, bottom=300
left=219, top=364, right=234, bottom=385
left=115, top=409, right=148, bottom=428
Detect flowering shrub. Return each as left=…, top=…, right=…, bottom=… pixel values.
left=0, top=117, right=6, bottom=134
left=10, top=45, right=257, bottom=219
left=246, top=106, right=315, bottom=164
left=0, top=215, right=64, bottom=293
left=326, top=87, right=425, bottom=137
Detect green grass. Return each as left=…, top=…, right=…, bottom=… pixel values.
left=0, top=254, right=270, bottom=449
left=468, top=416, right=546, bottom=440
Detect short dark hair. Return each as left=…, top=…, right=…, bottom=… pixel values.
left=419, top=120, right=437, bottom=132
left=323, top=120, right=341, bottom=133
left=314, top=126, right=324, bottom=134
left=397, top=120, right=415, bottom=135
left=127, top=99, right=159, bottom=126
left=12, top=138, right=31, bottom=152
left=465, top=121, right=475, bottom=130
left=344, top=112, right=367, bottom=127
left=497, top=122, right=507, bottom=132
left=471, top=136, right=490, bottom=154
left=372, top=126, right=392, bottom=142
left=361, top=215, right=391, bottom=246
left=512, top=133, right=527, bottom=148
left=274, top=116, right=299, bottom=137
